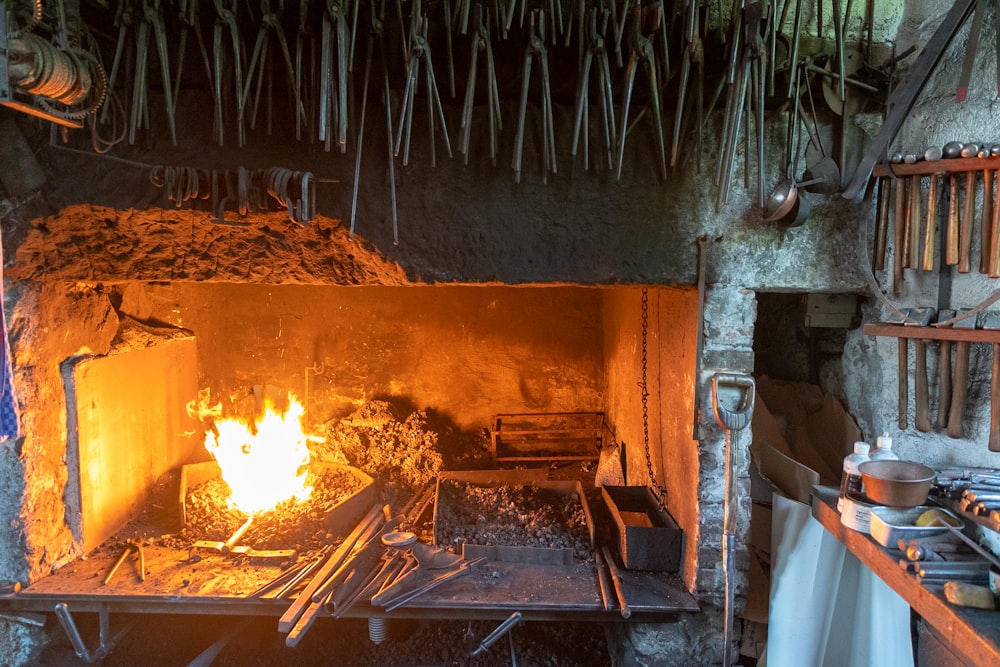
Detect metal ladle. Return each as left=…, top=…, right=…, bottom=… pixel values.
left=762, top=175, right=826, bottom=222
left=764, top=62, right=804, bottom=222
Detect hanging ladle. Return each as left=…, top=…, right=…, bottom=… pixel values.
left=800, top=61, right=841, bottom=195
left=762, top=175, right=826, bottom=222
left=764, top=62, right=805, bottom=223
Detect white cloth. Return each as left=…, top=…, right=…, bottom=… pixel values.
left=762, top=493, right=913, bottom=667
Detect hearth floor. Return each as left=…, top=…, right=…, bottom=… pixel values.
left=0, top=544, right=696, bottom=621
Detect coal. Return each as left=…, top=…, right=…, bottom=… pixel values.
left=181, top=466, right=365, bottom=551
left=435, top=480, right=592, bottom=561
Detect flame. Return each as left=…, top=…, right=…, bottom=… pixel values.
left=203, top=394, right=313, bottom=515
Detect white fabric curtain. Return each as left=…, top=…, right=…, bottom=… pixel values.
left=761, top=493, right=913, bottom=667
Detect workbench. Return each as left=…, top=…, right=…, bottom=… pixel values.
left=811, top=486, right=1000, bottom=666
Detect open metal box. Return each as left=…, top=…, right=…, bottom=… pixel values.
left=490, top=412, right=604, bottom=463
left=602, top=486, right=683, bottom=572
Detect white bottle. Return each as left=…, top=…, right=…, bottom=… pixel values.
left=869, top=434, right=899, bottom=461
left=838, top=441, right=871, bottom=512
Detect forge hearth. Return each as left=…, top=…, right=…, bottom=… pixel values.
left=180, top=461, right=375, bottom=552
left=0, top=197, right=763, bottom=663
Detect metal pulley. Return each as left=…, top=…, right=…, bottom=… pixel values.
left=6, top=33, right=92, bottom=105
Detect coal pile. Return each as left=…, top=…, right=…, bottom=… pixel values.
left=182, top=466, right=365, bottom=551
left=435, top=480, right=592, bottom=561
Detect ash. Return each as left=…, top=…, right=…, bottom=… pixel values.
left=435, top=480, right=592, bottom=561
left=316, top=400, right=444, bottom=506
left=180, top=466, right=364, bottom=551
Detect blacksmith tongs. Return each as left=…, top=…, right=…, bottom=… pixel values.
left=513, top=9, right=556, bottom=183
left=104, top=539, right=144, bottom=585
left=616, top=3, right=666, bottom=182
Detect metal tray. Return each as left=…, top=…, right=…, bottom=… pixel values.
left=433, top=469, right=595, bottom=566
left=868, top=505, right=963, bottom=548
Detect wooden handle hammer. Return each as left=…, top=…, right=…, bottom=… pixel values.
left=984, top=312, right=1000, bottom=451
left=947, top=309, right=977, bottom=439
left=905, top=308, right=936, bottom=433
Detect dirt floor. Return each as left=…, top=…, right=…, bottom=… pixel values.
left=35, top=613, right=614, bottom=666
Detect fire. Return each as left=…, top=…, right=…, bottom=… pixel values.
left=203, top=394, right=313, bottom=515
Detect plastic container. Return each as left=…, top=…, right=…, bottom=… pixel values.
left=869, top=434, right=899, bottom=461
left=838, top=441, right=871, bottom=512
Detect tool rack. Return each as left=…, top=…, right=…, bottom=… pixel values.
left=862, top=323, right=1000, bottom=345
left=873, top=156, right=1000, bottom=179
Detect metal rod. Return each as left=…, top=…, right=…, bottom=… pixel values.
left=599, top=546, right=630, bottom=618
left=470, top=611, right=522, bottom=657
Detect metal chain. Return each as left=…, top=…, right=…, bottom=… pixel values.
left=640, top=288, right=669, bottom=513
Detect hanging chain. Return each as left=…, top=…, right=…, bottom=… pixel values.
left=640, top=288, right=669, bottom=513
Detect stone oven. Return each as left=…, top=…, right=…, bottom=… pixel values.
left=4, top=1, right=1000, bottom=665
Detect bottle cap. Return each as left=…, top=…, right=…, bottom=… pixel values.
left=853, top=441, right=871, bottom=455
left=876, top=434, right=893, bottom=450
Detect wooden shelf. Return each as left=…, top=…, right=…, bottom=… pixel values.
left=863, top=323, right=1000, bottom=344
left=872, top=156, right=1000, bottom=178
left=811, top=486, right=1000, bottom=667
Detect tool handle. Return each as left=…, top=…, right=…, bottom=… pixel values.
left=893, top=177, right=906, bottom=294
left=711, top=373, right=756, bottom=431
left=922, top=173, right=939, bottom=271
left=593, top=549, right=613, bottom=611
left=937, top=339, right=952, bottom=430
left=915, top=340, right=931, bottom=432
left=983, top=169, right=995, bottom=274
left=875, top=177, right=889, bottom=270
left=909, top=175, right=923, bottom=268
left=600, top=546, right=631, bottom=619
left=991, top=343, right=1000, bottom=451
left=947, top=174, right=960, bottom=265
left=898, top=339, right=908, bottom=429
left=901, top=176, right=912, bottom=268
left=948, top=341, right=970, bottom=438
left=960, top=170, right=977, bottom=272
left=470, top=612, right=522, bottom=657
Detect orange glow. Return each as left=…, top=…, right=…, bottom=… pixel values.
left=204, top=394, right=313, bottom=514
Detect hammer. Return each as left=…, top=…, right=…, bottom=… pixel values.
left=947, top=309, right=976, bottom=438
left=905, top=307, right=936, bottom=432
left=935, top=309, right=956, bottom=431
left=942, top=141, right=964, bottom=266
left=984, top=312, right=1000, bottom=451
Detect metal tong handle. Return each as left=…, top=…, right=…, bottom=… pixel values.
left=470, top=611, right=522, bottom=657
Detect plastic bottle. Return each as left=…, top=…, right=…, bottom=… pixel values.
left=838, top=441, right=871, bottom=512
left=869, top=434, right=899, bottom=461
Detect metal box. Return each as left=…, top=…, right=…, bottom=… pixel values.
left=868, top=505, right=962, bottom=548
left=490, top=412, right=604, bottom=462
left=602, top=485, right=683, bottom=572
left=433, top=469, right=594, bottom=566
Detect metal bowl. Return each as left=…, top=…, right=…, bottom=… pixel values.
left=858, top=460, right=935, bottom=507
